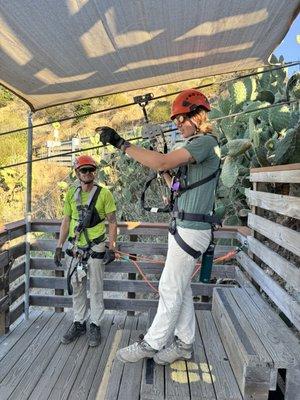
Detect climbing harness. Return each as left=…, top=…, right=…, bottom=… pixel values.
left=66, top=183, right=106, bottom=294
left=142, top=134, right=222, bottom=261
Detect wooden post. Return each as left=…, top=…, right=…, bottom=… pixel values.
left=54, top=232, right=64, bottom=313
left=128, top=234, right=137, bottom=316
left=0, top=253, right=10, bottom=334
left=25, top=111, right=33, bottom=319
left=250, top=181, right=265, bottom=291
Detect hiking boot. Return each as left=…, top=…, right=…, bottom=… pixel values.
left=89, top=323, right=101, bottom=347
left=116, top=335, right=157, bottom=363
left=153, top=336, right=193, bottom=365
left=61, top=321, right=86, bottom=344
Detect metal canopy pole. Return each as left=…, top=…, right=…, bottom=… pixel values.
left=25, top=111, right=33, bottom=319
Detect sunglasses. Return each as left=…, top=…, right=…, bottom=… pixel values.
left=78, top=167, right=96, bottom=174
left=173, top=114, right=188, bottom=125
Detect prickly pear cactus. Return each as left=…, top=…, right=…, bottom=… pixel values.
left=268, top=105, right=291, bottom=133
left=227, top=139, right=252, bottom=157
left=220, top=156, right=239, bottom=188
left=211, top=55, right=299, bottom=226
left=272, top=128, right=297, bottom=164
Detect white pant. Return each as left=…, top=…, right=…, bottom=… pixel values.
left=144, top=227, right=211, bottom=350
left=66, top=241, right=106, bottom=326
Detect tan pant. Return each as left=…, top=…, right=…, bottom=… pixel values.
left=66, top=241, right=106, bottom=326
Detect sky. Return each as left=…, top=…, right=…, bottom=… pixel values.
left=274, top=13, right=299, bottom=75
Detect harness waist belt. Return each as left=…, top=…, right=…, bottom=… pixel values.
left=68, top=233, right=106, bottom=246
left=172, top=211, right=221, bottom=224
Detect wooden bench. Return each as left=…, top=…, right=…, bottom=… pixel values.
left=212, top=284, right=300, bottom=400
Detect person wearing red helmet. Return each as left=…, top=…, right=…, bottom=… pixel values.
left=97, top=88, right=221, bottom=364
left=54, top=154, right=117, bottom=347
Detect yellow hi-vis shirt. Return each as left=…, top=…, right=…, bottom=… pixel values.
left=63, top=184, right=116, bottom=247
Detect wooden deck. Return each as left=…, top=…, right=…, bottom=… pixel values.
left=0, top=309, right=242, bottom=400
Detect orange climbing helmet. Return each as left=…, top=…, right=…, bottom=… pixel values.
left=171, top=89, right=211, bottom=119
left=74, top=155, right=97, bottom=170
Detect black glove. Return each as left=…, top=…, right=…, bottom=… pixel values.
left=54, top=247, right=63, bottom=266
left=96, top=126, right=125, bottom=149
left=103, top=249, right=115, bottom=265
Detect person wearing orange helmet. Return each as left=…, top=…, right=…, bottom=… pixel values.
left=97, top=88, right=221, bottom=364
left=54, top=154, right=117, bottom=347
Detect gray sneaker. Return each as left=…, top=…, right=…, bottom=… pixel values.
left=116, top=335, right=157, bottom=363
left=153, top=336, right=193, bottom=365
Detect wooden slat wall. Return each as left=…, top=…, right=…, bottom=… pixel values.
left=29, top=294, right=211, bottom=311
left=29, top=276, right=234, bottom=296
left=30, top=239, right=235, bottom=258
left=250, top=163, right=300, bottom=183
left=247, top=237, right=300, bottom=292
left=0, top=219, right=238, bottom=328
left=246, top=189, right=300, bottom=219
left=0, top=221, right=26, bottom=333
left=30, top=257, right=236, bottom=278
left=248, top=213, right=300, bottom=257
left=236, top=251, right=300, bottom=331
left=30, top=220, right=239, bottom=238
left=239, top=164, right=300, bottom=331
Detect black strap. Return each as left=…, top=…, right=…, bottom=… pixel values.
left=177, top=169, right=220, bottom=194
left=141, top=173, right=171, bottom=213
left=76, top=186, right=104, bottom=246
left=172, top=211, right=222, bottom=225
left=90, top=250, right=105, bottom=259
left=173, top=229, right=202, bottom=259
left=68, top=233, right=105, bottom=246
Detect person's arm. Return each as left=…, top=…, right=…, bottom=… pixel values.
left=106, top=211, right=117, bottom=250
left=54, top=215, right=70, bottom=266
left=98, top=126, right=194, bottom=170
left=125, top=145, right=193, bottom=171
left=57, top=215, right=71, bottom=248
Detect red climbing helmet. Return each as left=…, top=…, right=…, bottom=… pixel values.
left=171, top=89, right=211, bottom=119
left=73, top=155, right=97, bottom=170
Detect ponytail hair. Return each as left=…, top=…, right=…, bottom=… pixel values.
left=189, top=108, right=213, bottom=134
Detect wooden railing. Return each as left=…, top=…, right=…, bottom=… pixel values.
left=0, top=219, right=241, bottom=334
left=0, top=220, right=26, bottom=333
left=236, top=163, right=300, bottom=331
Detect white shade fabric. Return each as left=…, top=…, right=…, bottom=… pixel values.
left=0, top=0, right=299, bottom=110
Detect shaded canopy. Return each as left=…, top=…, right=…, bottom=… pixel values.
left=0, top=0, right=299, bottom=111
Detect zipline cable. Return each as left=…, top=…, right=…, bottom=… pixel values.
left=0, top=61, right=299, bottom=138
left=0, top=98, right=298, bottom=171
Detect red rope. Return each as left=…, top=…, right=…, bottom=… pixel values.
left=116, top=248, right=238, bottom=293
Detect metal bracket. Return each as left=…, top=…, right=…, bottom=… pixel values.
left=133, top=93, right=154, bottom=123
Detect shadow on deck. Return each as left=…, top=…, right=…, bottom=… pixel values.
left=0, top=309, right=241, bottom=400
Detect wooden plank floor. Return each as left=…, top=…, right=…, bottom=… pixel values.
left=0, top=309, right=242, bottom=400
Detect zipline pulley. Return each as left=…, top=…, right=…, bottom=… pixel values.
left=133, top=93, right=154, bottom=123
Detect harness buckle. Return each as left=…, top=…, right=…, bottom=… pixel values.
left=169, top=218, right=177, bottom=235
left=178, top=210, right=185, bottom=221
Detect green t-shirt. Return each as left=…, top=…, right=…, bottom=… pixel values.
left=64, top=184, right=116, bottom=246
left=176, top=134, right=221, bottom=230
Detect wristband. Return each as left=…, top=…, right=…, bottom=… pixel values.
left=121, top=141, right=131, bottom=153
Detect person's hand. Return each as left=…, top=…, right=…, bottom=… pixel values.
left=54, top=247, right=63, bottom=266
left=103, top=249, right=116, bottom=265
left=96, top=126, right=125, bottom=149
